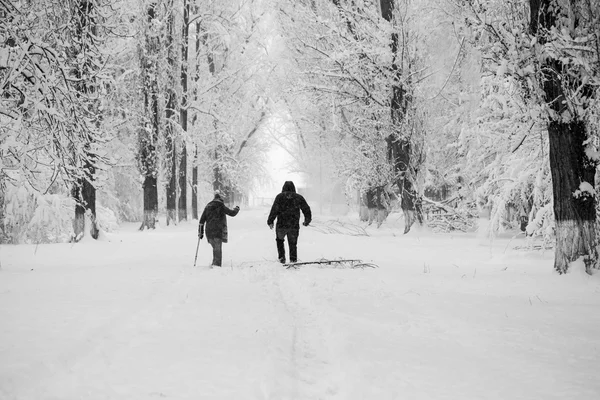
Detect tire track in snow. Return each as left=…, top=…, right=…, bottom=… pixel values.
left=273, top=268, right=344, bottom=400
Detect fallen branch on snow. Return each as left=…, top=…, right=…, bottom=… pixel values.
left=285, top=258, right=379, bottom=269
left=422, top=197, right=477, bottom=233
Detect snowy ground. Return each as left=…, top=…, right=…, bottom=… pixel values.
left=1, top=207, right=600, bottom=400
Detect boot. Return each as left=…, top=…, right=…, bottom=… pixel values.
left=289, top=243, right=297, bottom=263
left=276, top=239, right=286, bottom=263
left=288, top=232, right=299, bottom=263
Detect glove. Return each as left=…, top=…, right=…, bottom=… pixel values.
left=199, top=224, right=204, bottom=239
left=303, top=221, right=310, bottom=227
left=199, top=232, right=204, bottom=239
left=268, top=223, right=274, bottom=230
left=234, top=206, right=240, bottom=212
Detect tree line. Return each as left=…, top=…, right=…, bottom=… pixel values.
left=1, top=0, right=599, bottom=274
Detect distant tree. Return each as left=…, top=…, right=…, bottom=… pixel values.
left=138, top=1, right=161, bottom=230
left=191, top=0, right=272, bottom=201
left=178, top=0, right=190, bottom=222
left=277, top=0, right=426, bottom=228
left=165, top=0, right=178, bottom=225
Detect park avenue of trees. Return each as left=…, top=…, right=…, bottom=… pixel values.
left=1, top=0, right=599, bottom=274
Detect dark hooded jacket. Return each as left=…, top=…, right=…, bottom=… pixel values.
left=199, top=195, right=239, bottom=242
left=267, top=181, right=311, bottom=230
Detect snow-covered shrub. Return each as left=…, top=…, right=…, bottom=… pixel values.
left=525, top=203, right=555, bottom=245
left=3, top=185, right=35, bottom=243
left=3, top=184, right=75, bottom=244
left=96, top=204, right=119, bottom=233
left=27, top=193, right=75, bottom=244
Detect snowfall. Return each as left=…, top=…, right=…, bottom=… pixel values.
left=1, top=207, right=600, bottom=400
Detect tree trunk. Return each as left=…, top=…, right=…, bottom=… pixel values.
left=213, top=162, right=223, bottom=193
left=530, top=0, right=598, bottom=274
left=71, top=0, right=99, bottom=241
left=381, top=0, right=422, bottom=233
left=178, top=0, right=189, bottom=222
left=139, top=2, right=159, bottom=231
left=166, top=128, right=177, bottom=225
left=72, top=168, right=99, bottom=241
left=548, top=121, right=597, bottom=273
left=141, top=176, right=158, bottom=230
left=192, top=158, right=198, bottom=219
left=191, top=6, right=201, bottom=220
left=0, top=176, right=5, bottom=243
left=165, top=7, right=177, bottom=226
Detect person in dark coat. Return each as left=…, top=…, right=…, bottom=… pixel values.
left=267, top=181, right=312, bottom=263
left=199, top=192, right=240, bottom=267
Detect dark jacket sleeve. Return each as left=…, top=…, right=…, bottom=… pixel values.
left=224, top=205, right=240, bottom=217
left=300, top=196, right=312, bottom=224
left=267, top=195, right=280, bottom=225
left=198, top=207, right=207, bottom=236
left=199, top=207, right=207, bottom=225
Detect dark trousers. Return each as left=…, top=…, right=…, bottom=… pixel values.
left=207, top=237, right=223, bottom=267
left=276, top=228, right=299, bottom=263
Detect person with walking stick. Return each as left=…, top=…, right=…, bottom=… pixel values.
left=198, top=191, right=240, bottom=267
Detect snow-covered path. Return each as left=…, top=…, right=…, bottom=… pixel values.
left=1, top=208, right=600, bottom=399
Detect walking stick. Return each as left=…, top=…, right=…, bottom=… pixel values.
left=193, top=236, right=201, bottom=267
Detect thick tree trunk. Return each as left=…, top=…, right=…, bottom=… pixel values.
left=530, top=0, right=598, bottom=274
left=548, top=121, right=597, bottom=274
left=213, top=163, right=223, bottom=193
left=139, top=2, right=160, bottom=231
left=140, top=175, right=158, bottom=230
left=363, top=187, right=388, bottom=227
left=71, top=0, right=99, bottom=242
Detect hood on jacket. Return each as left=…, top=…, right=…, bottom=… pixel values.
left=213, top=192, right=224, bottom=202
left=282, top=181, right=296, bottom=193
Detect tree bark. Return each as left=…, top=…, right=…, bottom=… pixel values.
left=138, top=2, right=159, bottom=231
left=71, top=0, right=99, bottom=241
left=191, top=5, right=201, bottom=220
left=141, top=176, right=158, bottom=229
left=530, top=0, right=598, bottom=274
left=548, top=120, right=597, bottom=273
left=0, top=176, right=5, bottom=243
left=380, top=0, right=421, bottom=233
left=73, top=165, right=99, bottom=240
left=191, top=164, right=198, bottom=219
left=178, top=0, right=189, bottom=222
left=165, top=6, right=177, bottom=226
